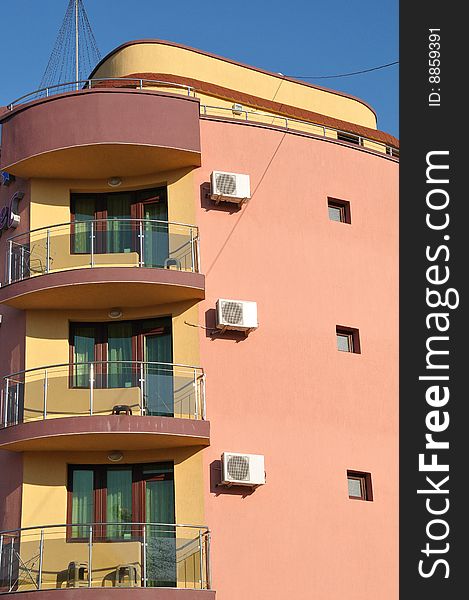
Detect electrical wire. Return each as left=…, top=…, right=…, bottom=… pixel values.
left=288, top=60, right=399, bottom=80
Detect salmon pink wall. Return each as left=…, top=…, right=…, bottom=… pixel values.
left=197, top=120, right=398, bottom=600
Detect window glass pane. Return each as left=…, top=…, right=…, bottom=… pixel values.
left=348, top=477, right=363, bottom=498
left=107, top=193, right=132, bottom=253
left=328, top=205, right=343, bottom=222
left=73, top=326, right=95, bottom=387
left=108, top=322, right=133, bottom=388
left=73, top=198, right=95, bottom=253
left=145, top=466, right=176, bottom=587
left=107, top=469, right=133, bottom=539
left=337, top=333, right=351, bottom=352
left=72, top=470, right=94, bottom=538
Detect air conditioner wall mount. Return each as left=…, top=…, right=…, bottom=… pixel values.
left=216, top=299, right=258, bottom=333
left=220, top=452, right=266, bottom=487
left=210, top=171, right=251, bottom=204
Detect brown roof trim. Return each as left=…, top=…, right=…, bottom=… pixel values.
left=89, top=38, right=377, bottom=119
left=97, top=72, right=399, bottom=148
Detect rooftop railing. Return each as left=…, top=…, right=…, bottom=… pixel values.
left=6, top=78, right=195, bottom=110
left=0, top=523, right=211, bottom=593
left=1, top=361, right=206, bottom=428
left=200, top=104, right=399, bottom=158
left=4, top=219, right=200, bottom=286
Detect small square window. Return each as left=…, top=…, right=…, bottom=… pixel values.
left=336, top=326, right=361, bottom=353
left=328, top=198, right=351, bottom=224
left=337, top=132, right=360, bottom=145
left=347, top=471, right=373, bottom=501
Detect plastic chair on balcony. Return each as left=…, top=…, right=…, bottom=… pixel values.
left=164, top=257, right=181, bottom=270
left=66, top=562, right=89, bottom=588
left=115, top=564, right=138, bottom=587
left=111, top=404, right=133, bottom=415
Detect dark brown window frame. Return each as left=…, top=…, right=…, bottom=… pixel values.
left=68, top=317, right=172, bottom=389
left=327, top=197, right=351, bottom=224
left=66, top=462, right=174, bottom=541
left=337, top=131, right=361, bottom=146
left=347, top=470, right=373, bottom=501
left=336, top=325, right=361, bottom=354
left=70, top=187, right=168, bottom=255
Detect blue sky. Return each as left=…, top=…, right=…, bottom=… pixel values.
left=0, top=0, right=398, bottom=136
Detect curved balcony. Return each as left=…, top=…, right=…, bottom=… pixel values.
left=0, top=220, right=204, bottom=309
left=0, top=362, right=209, bottom=452
left=0, top=84, right=201, bottom=179
left=0, top=522, right=213, bottom=596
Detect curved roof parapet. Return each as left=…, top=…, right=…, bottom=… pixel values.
left=90, top=39, right=380, bottom=130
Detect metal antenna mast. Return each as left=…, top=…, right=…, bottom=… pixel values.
left=75, top=0, right=79, bottom=90
left=39, top=0, right=101, bottom=92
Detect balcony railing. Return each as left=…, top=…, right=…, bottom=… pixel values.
left=0, top=523, right=211, bottom=593
left=5, top=78, right=196, bottom=110
left=1, top=361, right=206, bottom=428
left=4, top=219, right=200, bottom=286
left=200, top=104, right=399, bottom=158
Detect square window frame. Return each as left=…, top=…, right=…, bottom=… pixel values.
left=337, top=131, right=361, bottom=146
left=336, top=326, right=361, bottom=354
left=347, top=470, right=373, bottom=501
left=327, top=197, right=351, bottom=224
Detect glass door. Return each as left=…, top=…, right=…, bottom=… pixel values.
left=144, top=465, right=176, bottom=587
left=144, top=330, right=173, bottom=417
left=107, top=322, right=133, bottom=389
left=142, top=201, right=169, bottom=268
left=106, top=193, right=133, bottom=254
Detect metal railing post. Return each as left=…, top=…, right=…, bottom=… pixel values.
left=196, top=234, right=201, bottom=273
left=7, top=240, right=13, bottom=284
left=3, top=379, right=8, bottom=427
left=90, top=222, right=95, bottom=267
left=206, top=532, right=212, bottom=589
left=15, top=385, right=19, bottom=425
left=46, top=229, right=51, bottom=273
left=140, top=79, right=143, bottom=89
left=201, top=374, right=206, bottom=420
left=88, top=526, right=93, bottom=587
left=198, top=530, right=204, bottom=589
left=89, top=363, right=94, bottom=415
left=43, top=369, right=48, bottom=420
left=38, top=529, right=44, bottom=590
left=20, top=246, right=25, bottom=281
left=190, top=228, right=195, bottom=272
left=139, top=220, right=144, bottom=267
left=139, top=362, right=145, bottom=414
left=0, top=534, right=3, bottom=580
left=193, top=370, right=198, bottom=419
left=8, top=538, right=14, bottom=591
left=142, top=524, right=147, bottom=587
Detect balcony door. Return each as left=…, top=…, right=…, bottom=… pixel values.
left=141, top=200, right=169, bottom=268
left=144, top=331, right=173, bottom=417
left=68, top=463, right=176, bottom=585
left=70, top=318, right=172, bottom=398
left=144, top=465, right=176, bottom=587
left=71, top=187, right=168, bottom=260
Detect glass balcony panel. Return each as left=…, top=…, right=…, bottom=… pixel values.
left=0, top=524, right=210, bottom=593
left=1, top=362, right=205, bottom=427
left=4, top=219, right=199, bottom=286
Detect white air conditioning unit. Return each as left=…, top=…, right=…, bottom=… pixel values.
left=216, top=299, right=258, bottom=332
left=221, top=452, right=266, bottom=487
left=210, top=171, right=251, bottom=204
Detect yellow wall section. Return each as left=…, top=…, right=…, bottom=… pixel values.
left=92, top=42, right=377, bottom=129
left=29, top=168, right=196, bottom=232
left=25, top=302, right=200, bottom=372
left=21, top=447, right=205, bottom=529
